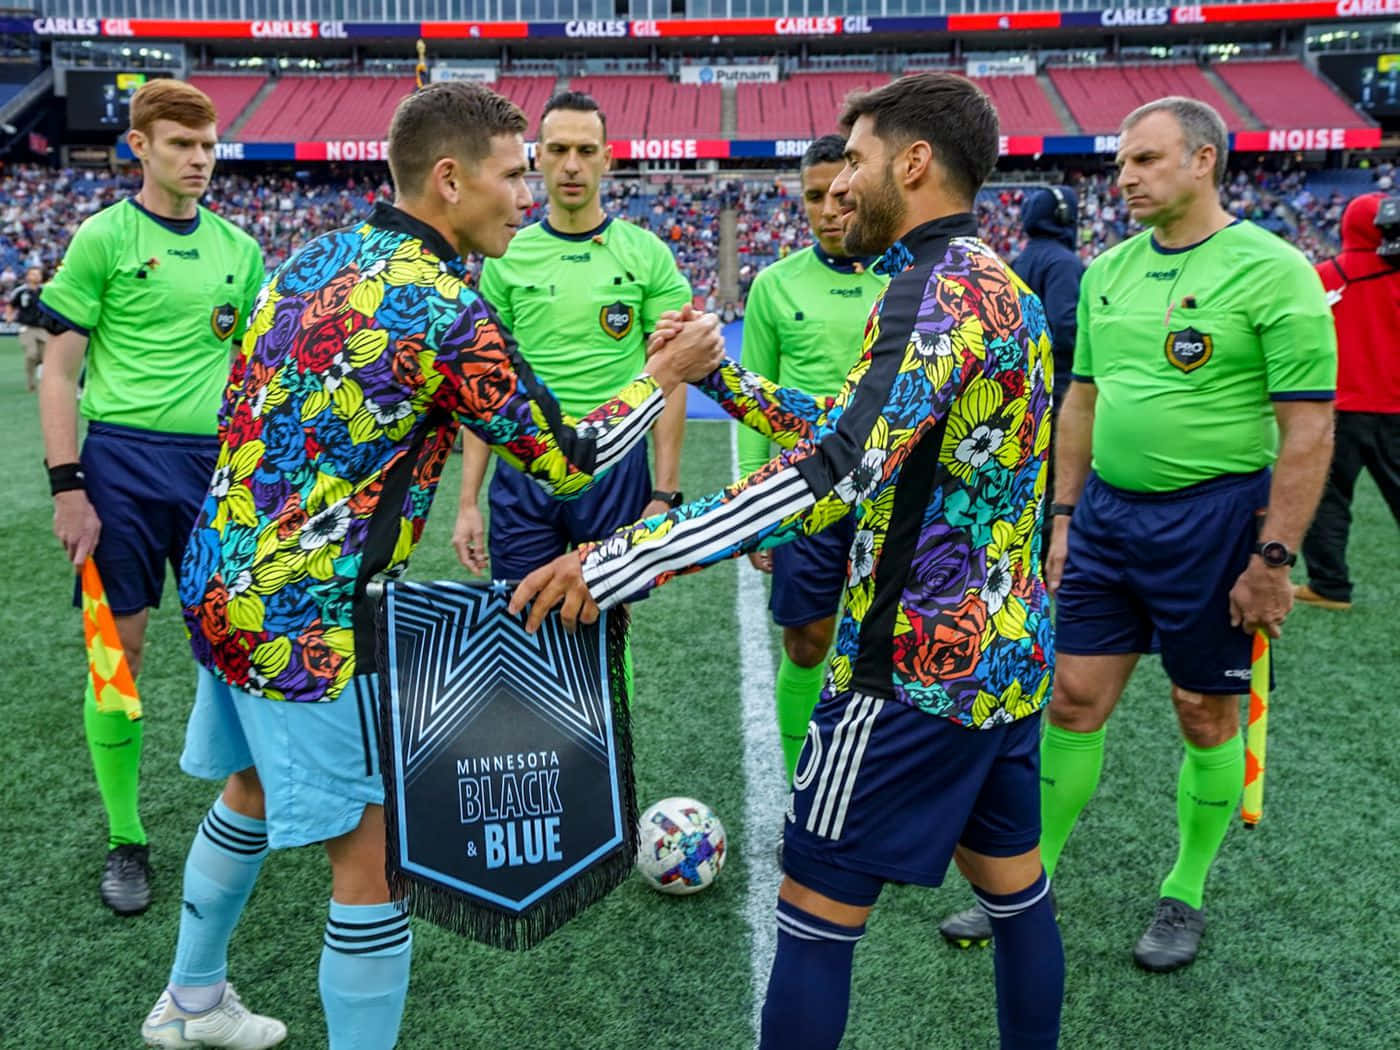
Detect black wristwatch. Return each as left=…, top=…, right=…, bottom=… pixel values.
left=1253, top=540, right=1297, bottom=568
left=651, top=489, right=684, bottom=509
left=1050, top=502, right=1076, bottom=518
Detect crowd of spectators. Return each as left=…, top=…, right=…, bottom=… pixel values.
left=1, top=161, right=1391, bottom=309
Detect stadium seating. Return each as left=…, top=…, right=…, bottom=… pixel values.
left=1215, top=58, right=1371, bottom=129
left=736, top=72, right=890, bottom=140
left=1048, top=63, right=1250, bottom=133
left=237, top=75, right=414, bottom=142
left=970, top=75, right=1066, bottom=136
left=188, top=74, right=265, bottom=135
left=495, top=75, right=559, bottom=128
left=566, top=75, right=721, bottom=140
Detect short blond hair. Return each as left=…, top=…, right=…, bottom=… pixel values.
left=130, top=79, right=217, bottom=135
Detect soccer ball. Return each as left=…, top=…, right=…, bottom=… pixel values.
left=635, top=797, right=727, bottom=895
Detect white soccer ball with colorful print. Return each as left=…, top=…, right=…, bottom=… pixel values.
left=635, top=797, right=727, bottom=895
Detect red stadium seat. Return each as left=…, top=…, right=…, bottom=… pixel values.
left=736, top=72, right=890, bottom=140
left=966, top=75, right=1067, bottom=136
left=188, top=75, right=266, bottom=136
left=1049, top=63, right=1252, bottom=133
left=1215, top=59, right=1372, bottom=129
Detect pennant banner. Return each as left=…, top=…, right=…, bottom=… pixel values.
left=374, top=580, right=635, bottom=949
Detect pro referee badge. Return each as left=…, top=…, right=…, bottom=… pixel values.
left=211, top=302, right=239, bottom=341
left=600, top=301, right=635, bottom=341
left=1164, top=326, right=1213, bottom=373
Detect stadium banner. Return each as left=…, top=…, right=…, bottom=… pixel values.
left=374, top=580, right=636, bottom=951
left=966, top=57, right=1037, bottom=77
left=20, top=5, right=1400, bottom=41
left=679, top=63, right=780, bottom=85
left=114, top=128, right=1383, bottom=165
left=611, top=138, right=732, bottom=159
left=431, top=63, right=498, bottom=83
left=1233, top=126, right=1383, bottom=150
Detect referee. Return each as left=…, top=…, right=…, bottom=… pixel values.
left=1040, top=98, right=1333, bottom=972
left=453, top=92, right=693, bottom=613
left=38, top=79, right=264, bottom=916
left=739, top=134, right=887, bottom=783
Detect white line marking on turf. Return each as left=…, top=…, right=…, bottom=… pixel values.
left=732, top=424, right=786, bottom=1046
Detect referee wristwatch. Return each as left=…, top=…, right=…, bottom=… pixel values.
left=1253, top=540, right=1297, bottom=568
left=651, top=489, right=684, bottom=509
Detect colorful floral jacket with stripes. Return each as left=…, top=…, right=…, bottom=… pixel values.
left=180, top=203, right=667, bottom=703
left=581, top=215, right=1055, bottom=728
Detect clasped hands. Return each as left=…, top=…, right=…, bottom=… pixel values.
left=508, top=306, right=724, bottom=633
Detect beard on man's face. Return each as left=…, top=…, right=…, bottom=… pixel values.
left=842, top=162, right=905, bottom=257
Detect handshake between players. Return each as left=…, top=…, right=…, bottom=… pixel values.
left=510, top=303, right=718, bottom=631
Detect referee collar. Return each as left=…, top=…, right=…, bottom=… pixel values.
left=1149, top=218, right=1241, bottom=255
left=368, top=201, right=460, bottom=263
left=128, top=197, right=200, bottom=236
left=875, top=212, right=978, bottom=276
left=541, top=215, right=613, bottom=242
left=813, top=243, right=876, bottom=275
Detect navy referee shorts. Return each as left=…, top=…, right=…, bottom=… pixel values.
left=76, top=421, right=219, bottom=617
left=1055, top=469, right=1273, bottom=694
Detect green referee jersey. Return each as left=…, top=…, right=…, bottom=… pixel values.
left=738, top=245, right=888, bottom=475
left=41, top=199, right=264, bottom=436
left=478, top=216, right=692, bottom=418
left=1073, top=220, right=1336, bottom=493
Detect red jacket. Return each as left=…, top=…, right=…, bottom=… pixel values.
left=1315, top=192, right=1400, bottom=413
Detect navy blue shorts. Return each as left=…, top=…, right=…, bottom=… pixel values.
left=782, top=691, right=1043, bottom=907
left=1056, top=470, right=1271, bottom=694
left=488, top=441, right=651, bottom=583
left=76, top=422, right=219, bottom=616
left=769, top=516, right=856, bottom=628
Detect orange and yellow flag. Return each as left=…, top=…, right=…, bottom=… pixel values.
left=1240, top=631, right=1269, bottom=827
left=81, top=560, right=142, bottom=720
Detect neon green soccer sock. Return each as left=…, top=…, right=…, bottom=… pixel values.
left=1160, top=734, right=1244, bottom=910
left=83, top=678, right=145, bottom=850
left=775, top=655, right=825, bottom=783
left=1039, top=723, right=1106, bottom=881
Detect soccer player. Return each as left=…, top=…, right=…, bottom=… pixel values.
left=38, top=79, right=264, bottom=916
left=1042, top=98, right=1333, bottom=972
left=513, top=73, right=1064, bottom=1050
left=739, top=133, right=887, bottom=782
left=139, top=82, right=721, bottom=1050
left=8, top=265, right=48, bottom=391
left=452, top=92, right=693, bottom=598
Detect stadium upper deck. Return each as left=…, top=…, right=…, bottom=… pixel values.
left=6, top=0, right=1395, bottom=167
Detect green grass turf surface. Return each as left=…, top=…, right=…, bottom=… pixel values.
left=1, top=333, right=1397, bottom=1049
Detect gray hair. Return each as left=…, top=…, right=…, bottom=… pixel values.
left=1122, top=96, right=1228, bottom=187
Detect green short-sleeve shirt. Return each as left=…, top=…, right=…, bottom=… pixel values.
left=478, top=217, right=692, bottom=418
left=41, top=199, right=265, bottom=436
left=738, top=245, right=887, bottom=475
left=1073, top=221, right=1336, bottom=492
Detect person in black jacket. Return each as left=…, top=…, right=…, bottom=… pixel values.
left=7, top=266, right=47, bottom=392
left=1012, top=186, right=1084, bottom=409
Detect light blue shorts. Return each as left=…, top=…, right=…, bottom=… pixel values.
left=182, top=666, right=384, bottom=850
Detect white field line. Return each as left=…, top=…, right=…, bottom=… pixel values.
left=731, top=424, right=786, bottom=1046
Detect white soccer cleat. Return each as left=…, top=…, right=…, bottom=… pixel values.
left=142, top=984, right=287, bottom=1049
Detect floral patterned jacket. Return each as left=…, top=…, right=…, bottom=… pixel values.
left=581, top=214, right=1055, bottom=729
left=180, top=203, right=668, bottom=703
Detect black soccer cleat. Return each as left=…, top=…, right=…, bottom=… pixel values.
left=100, top=843, right=152, bottom=916
left=939, top=889, right=1059, bottom=948
left=1133, top=897, right=1205, bottom=973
